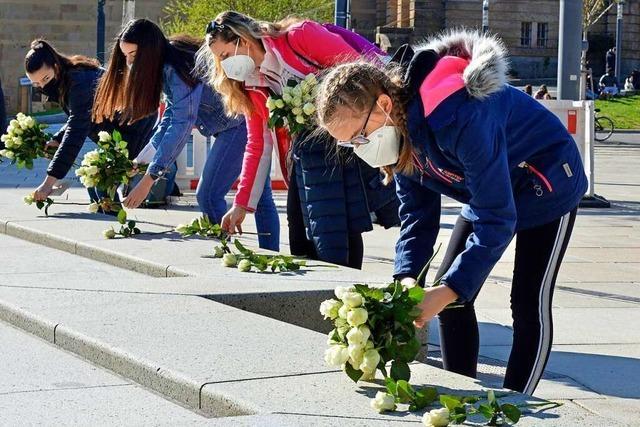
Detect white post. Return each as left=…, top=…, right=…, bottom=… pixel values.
left=122, top=0, right=135, bottom=26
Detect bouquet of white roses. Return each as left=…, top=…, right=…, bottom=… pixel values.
left=75, top=130, right=141, bottom=200
left=266, top=74, right=317, bottom=135
left=0, top=113, right=54, bottom=169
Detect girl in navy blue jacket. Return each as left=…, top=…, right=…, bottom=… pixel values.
left=315, top=31, right=587, bottom=395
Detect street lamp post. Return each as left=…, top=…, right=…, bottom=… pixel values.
left=335, top=0, right=349, bottom=28
left=482, top=0, right=489, bottom=34
left=557, top=0, right=583, bottom=100
left=97, top=0, right=106, bottom=64
left=615, top=0, right=625, bottom=81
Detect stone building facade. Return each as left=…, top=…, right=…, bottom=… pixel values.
left=0, top=0, right=169, bottom=114
left=351, top=0, right=640, bottom=81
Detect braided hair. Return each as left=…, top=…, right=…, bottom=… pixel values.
left=315, top=61, right=414, bottom=181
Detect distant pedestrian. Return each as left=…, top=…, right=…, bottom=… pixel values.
left=606, top=47, right=616, bottom=72
left=533, top=84, right=548, bottom=99
left=0, top=76, right=6, bottom=147
left=599, top=68, right=619, bottom=95
left=524, top=84, right=533, bottom=96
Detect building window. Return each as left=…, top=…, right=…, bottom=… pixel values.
left=521, top=22, right=532, bottom=47
left=537, top=22, right=549, bottom=48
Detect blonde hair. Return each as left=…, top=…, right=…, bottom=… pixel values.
left=315, top=61, right=415, bottom=180
left=195, top=11, right=302, bottom=116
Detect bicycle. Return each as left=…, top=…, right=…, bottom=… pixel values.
left=594, top=108, right=614, bottom=142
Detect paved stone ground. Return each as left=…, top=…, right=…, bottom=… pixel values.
left=0, top=127, right=638, bottom=425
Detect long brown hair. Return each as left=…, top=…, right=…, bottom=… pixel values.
left=315, top=61, right=415, bottom=181
left=93, top=18, right=202, bottom=124
left=24, top=39, right=100, bottom=107
left=195, top=11, right=302, bottom=116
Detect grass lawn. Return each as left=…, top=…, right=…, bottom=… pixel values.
left=595, top=95, right=640, bottom=130
left=31, top=108, right=63, bottom=117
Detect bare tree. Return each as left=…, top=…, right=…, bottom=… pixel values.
left=580, top=0, right=616, bottom=99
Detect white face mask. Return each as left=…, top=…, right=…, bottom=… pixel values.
left=353, top=103, right=400, bottom=168
left=221, top=38, right=255, bottom=82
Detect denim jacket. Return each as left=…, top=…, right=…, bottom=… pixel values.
left=147, top=64, right=244, bottom=176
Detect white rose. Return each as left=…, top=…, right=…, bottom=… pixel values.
left=282, top=93, right=293, bottom=103
left=334, top=286, right=355, bottom=300
left=359, top=348, right=380, bottom=374
left=237, top=259, right=252, bottom=272
left=87, top=203, right=100, bottom=213
left=103, top=228, right=116, bottom=239
left=370, top=391, right=396, bottom=413
left=98, top=131, right=111, bottom=143
left=292, top=86, right=302, bottom=97
left=423, top=408, right=450, bottom=427
left=303, top=102, right=316, bottom=116
left=13, top=128, right=23, bottom=135
left=347, top=307, right=368, bottom=327
left=222, top=253, right=237, bottom=267
left=4, top=138, right=14, bottom=149
left=85, top=165, right=99, bottom=176
left=9, top=119, right=18, bottom=128
left=25, top=117, right=36, bottom=127
left=347, top=343, right=364, bottom=367
left=346, top=325, right=370, bottom=345
left=23, top=193, right=35, bottom=205
left=295, top=115, right=305, bottom=124
left=16, top=113, right=26, bottom=120
left=338, top=304, right=350, bottom=319
left=324, top=345, right=349, bottom=367
left=12, top=137, right=22, bottom=147
left=341, top=291, right=363, bottom=308
left=0, top=134, right=8, bottom=142
left=1, top=150, right=15, bottom=160
left=305, top=74, right=317, bottom=84
left=291, top=107, right=303, bottom=116
left=365, top=339, right=375, bottom=351
left=275, top=99, right=285, bottom=109
left=266, top=97, right=277, bottom=110
left=75, top=167, right=86, bottom=177
left=319, top=299, right=342, bottom=320
left=292, top=96, right=302, bottom=107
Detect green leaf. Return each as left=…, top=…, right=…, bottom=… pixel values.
left=385, top=377, right=397, bottom=396
left=390, top=360, right=411, bottom=382
left=117, top=209, right=127, bottom=224
left=354, top=284, right=385, bottom=301
left=451, top=406, right=467, bottom=424
left=112, top=130, right=122, bottom=143
left=36, top=201, right=44, bottom=210
left=234, top=239, right=252, bottom=256
left=395, top=337, right=421, bottom=363
left=413, top=386, right=438, bottom=410
left=392, top=281, right=403, bottom=300
left=501, top=403, right=521, bottom=423
left=487, top=390, right=498, bottom=408
left=408, top=286, right=425, bottom=304
left=439, top=394, right=463, bottom=411
left=128, top=220, right=136, bottom=229
left=396, top=380, right=415, bottom=403
left=133, top=227, right=141, bottom=235
left=478, top=403, right=495, bottom=420
left=344, top=361, right=363, bottom=383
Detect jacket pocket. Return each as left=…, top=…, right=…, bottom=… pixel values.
left=518, top=161, right=553, bottom=196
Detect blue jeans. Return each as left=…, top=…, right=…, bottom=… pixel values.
left=196, top=126, right=280, bottom=251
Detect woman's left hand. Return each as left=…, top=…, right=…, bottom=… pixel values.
left=414, top=285, right=460, bottom=329
left=123, top=174, right=155, bottom=209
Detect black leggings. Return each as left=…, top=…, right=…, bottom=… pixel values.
left=436, top=209, right=577, bottom=394
left=286, top=173, right=364, bottom=269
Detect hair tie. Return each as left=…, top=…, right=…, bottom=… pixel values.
left=33, top=42, right=44, bottom=50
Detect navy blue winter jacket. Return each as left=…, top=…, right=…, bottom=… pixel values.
left=393, top=32, right=588, bottom=302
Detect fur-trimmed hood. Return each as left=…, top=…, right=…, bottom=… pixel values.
left=413, top=29, right=509, bottom=101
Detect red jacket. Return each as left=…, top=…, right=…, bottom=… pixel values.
left=234, top=21, right=359, bottom=211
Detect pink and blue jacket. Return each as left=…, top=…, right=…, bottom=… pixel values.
left=393, top=31, right=587, bottom=301
left=235, top=21, right=360, bottom=212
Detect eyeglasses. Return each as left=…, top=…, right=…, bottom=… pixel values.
left=206, top=21, right=225, bottom=34
left=337, top=102, right=376, bottom=148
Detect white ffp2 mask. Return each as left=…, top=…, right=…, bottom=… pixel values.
left=221, top=39, right=255, bottom=82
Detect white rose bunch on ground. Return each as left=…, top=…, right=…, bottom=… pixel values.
left=370, top=392, right=396, bottom=413
left=266, top=74, right=318, bottom=135
left=423, top=408, right=450, bottom=427
left=0, top=113, right=53, bottom=169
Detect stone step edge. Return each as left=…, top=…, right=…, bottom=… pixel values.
left=0, top=298, right=260, bottom=418
left=0, top=219, right=190, bottom=278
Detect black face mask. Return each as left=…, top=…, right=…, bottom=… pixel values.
left=39, top=78, right=60, bottom=101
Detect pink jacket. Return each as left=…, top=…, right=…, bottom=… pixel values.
left=234, top=21, right=359, bottom=212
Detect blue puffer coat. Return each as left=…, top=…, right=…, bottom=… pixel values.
left=292, top=133, right=373, bottom=266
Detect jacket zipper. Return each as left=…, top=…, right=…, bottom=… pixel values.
left=519, top=161, right=553, bottom=192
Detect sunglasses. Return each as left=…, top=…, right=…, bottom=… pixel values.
left=337, top=102, right=376, bottom=148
